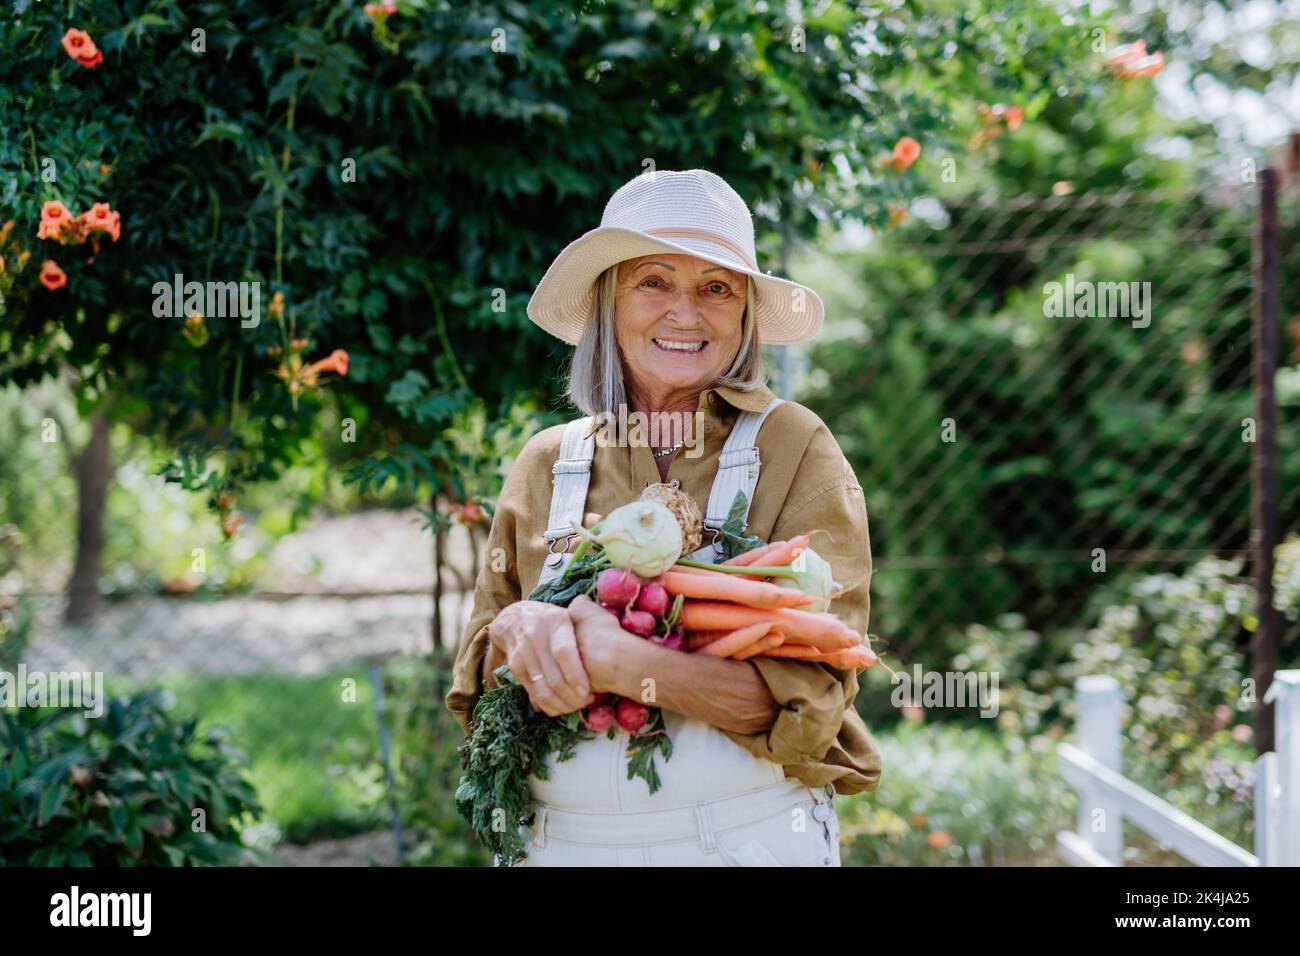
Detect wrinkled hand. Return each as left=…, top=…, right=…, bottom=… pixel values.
left=487, top=600, right=593, bottom=716
left=566, top=595, right=636, bottom=689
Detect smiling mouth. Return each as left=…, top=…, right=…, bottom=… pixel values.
left=652, top=338, right=708, bottom=353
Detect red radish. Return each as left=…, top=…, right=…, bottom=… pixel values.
left=616, top=698, right=649, bottom=732
left=663, top=631, right=685, bottom=652
left=596, top=568, right=641, bottom=608
left=621, top=609, right=656, bottom=637
left=585, top=704, right=616, bottom=731
left=634, top=582, right=670, bottom=617
left=591, top=692, right=612, bottom=704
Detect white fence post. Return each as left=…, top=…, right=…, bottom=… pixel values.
left=1255, top=751, right=1278, bottom=865
left=1263, top=669, right=1300, bottom=866
left=1075, top=675, right=1124, bottom=865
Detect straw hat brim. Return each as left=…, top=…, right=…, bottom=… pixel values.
left=526, top=226, right=824, bottom=346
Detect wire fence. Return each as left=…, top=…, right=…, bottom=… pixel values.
left=0, top=520, right=481, bottom=851
left=809, top=178, right=1300, bottom=678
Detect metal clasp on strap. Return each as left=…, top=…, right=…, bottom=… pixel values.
left=705, top=524, right=726, bottom=559
left=811, top=785, right=835, bottom=823
left=544, top=531, right=578, bottom=568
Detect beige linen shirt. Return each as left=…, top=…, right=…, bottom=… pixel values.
left=446, top=382, right=883, bottom=795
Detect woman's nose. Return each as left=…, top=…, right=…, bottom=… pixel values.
left=665, top=290, right=702, bottom=325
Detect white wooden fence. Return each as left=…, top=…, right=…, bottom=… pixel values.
left=1056, top=670, right=1300, bottom=866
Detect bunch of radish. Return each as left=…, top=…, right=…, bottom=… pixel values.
left=582, top=567, right=688, bottom=733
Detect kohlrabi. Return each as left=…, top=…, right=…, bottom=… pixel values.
left=776, top=546, right=839, bottom=612
left=578, top=500, right=683, bottom=577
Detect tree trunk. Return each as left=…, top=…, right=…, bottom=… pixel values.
left=66, top=409, right=113, bottom=623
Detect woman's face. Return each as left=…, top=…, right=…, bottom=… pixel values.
left=614, top=253, right=748, bottom=402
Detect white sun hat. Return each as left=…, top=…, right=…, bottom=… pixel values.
left=526, top=169, right=824, bottom=345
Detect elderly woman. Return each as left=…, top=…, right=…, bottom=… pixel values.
left=447, top=169, right=881, bottom=866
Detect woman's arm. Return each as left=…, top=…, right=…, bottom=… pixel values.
left=567, top=595, right=781, bottom=734
left=450, top=426, right=606, bottom=728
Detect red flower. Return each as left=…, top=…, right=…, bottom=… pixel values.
left=62, top=29, right=102, bottom=68
left=1105, top=40, right=1165, bottom=79
left=61, top=28, right=97, bottom=60
left=38, top=200, right=73, bottom=240
left=458, top=501, right=487, bottom=526
left=309, top=349, right=349, bottom=377
left=108, top=210, right=122, bottom=242
left=39, top=260, right=67, bottom=290
left=892, top=136, right=921, bottom=171
left=1105, top=39, right=1147, bottom=69
left=84, top=202, right=114, bottom=232
left=1004, top=105, right=1024, bottom=131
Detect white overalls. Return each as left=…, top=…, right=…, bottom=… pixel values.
left=513, top=396, right=842, bottom=866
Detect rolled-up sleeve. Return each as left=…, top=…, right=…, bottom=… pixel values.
left=722, top=656, right=849, bottom=763
left=721, top=428, right=883, bottom=795
left=445, top=449, right=530, bottom=734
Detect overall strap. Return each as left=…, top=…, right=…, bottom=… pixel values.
left=536, top=417, right=597, bottom=587
left=685, top=396, right=785, bottom=561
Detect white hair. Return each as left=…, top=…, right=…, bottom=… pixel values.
left=564, top=265, right=767, bottom=417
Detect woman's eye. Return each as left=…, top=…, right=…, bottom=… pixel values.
left=705, top=282, right=731, bottom=295
left=640, top=277, right=664, bottom=289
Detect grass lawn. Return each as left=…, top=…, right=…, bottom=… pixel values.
left=109, top=671, right=391, bottom=844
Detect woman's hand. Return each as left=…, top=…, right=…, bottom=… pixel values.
left=487, top=600, right=593, bottom=716
left=566, top=594, right=784, bottom=736
left=566, top=595, right=640, bottom=689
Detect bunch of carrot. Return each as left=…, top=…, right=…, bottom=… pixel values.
left=657, top=534, right=878, bottom=671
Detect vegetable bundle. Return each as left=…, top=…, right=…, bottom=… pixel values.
left=456, top=483, right=875, bottom=865
left=667, top=539, right=880, bottom=671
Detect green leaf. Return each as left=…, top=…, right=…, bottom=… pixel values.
left=37, top=784, right=68, bottom=825
left=109, top=801, right=129, bottom=836
left=716, top=490, right=767, bottom=561
left=384, top=370, right=430, bottom=406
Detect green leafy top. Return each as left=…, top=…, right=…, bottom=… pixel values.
left=454, top=666, right=589, bottom=866
left=714, top=489, right=767, bottom=562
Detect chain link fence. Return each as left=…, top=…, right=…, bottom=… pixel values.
left=0, top=510, right=481, bottom=856
left=809, top=177, right=1300, bottom=685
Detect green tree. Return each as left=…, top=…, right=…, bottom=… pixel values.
left=2, top=0, right=1109, bottom=513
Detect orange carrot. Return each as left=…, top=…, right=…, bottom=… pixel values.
left=758, top=644, right=823, bottom=660
left=751, top=535, right=812, bottom=569
left=670, top=562, right=768, bottom=583
left=753, top=646, right=877, bottom=669
left=724, top=534, right=812, bottom=569
left=724, top=539, right=786, bottom=567
left=686, top=630, right=728, bottom=652
left=678, top=601, right=859, bottom=649
left=661, top=570, right=817, bottom=609
left=823, top=645, right=879, bottom=670
left=698, top=621, right=773, bottom=658
left=734, top=632, right=785, bottom=660
left=679, top=601, right=774, bottom=632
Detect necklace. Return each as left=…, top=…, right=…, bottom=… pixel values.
left=652, top=441, right=683, bottom=459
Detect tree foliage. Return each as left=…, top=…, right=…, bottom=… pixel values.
left=1, top=0, right=1110, bottom=514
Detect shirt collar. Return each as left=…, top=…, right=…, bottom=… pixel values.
left=699, top=382, right=780, bottom=414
